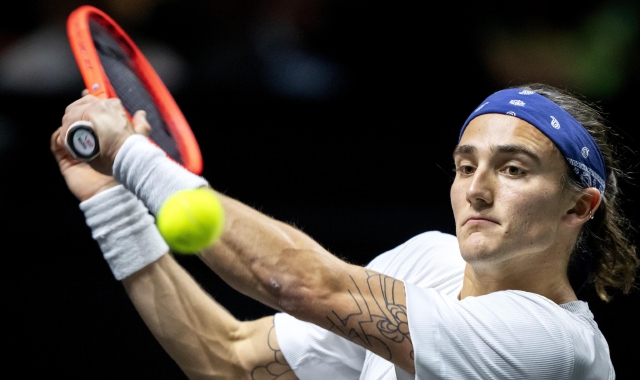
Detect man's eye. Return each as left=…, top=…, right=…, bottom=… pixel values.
left=506, top=166, right=523, bottom=176
left=456, top=166, right=475, bottom=175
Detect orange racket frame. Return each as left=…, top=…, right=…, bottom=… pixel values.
left=67, top=5, right=203, bottom=174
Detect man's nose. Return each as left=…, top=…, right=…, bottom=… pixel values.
left=466, top=166, right=494, bottom=208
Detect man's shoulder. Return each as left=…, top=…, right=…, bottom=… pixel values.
left=369, top=231, right=459, bottom=263
left=463, top=291, right=609, bottom=347
left=407, top=287, right=614, bottom=379
left=472, top=291, right=614, bottom=378
left=368, top=230, right=460, bottom=266
left=366, top=230, right=465, bottom=289
left=467, top=290, right=588, bottom=320
left=404, top=230, right=458, bottom=245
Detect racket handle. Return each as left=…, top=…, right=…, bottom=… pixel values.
left=65, top=120, right=100, bottom=161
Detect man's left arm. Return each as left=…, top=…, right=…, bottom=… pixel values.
left=200, top=192, right=415, bottom=373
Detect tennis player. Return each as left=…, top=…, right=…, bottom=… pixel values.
left=51, top=83, right=637, bottom=379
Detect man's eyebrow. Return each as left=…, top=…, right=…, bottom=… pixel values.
left=452, top=144, right=541, bottom=163
left=452, top=144, right=475, bottom=159
left=495, top=144, right=541, bottom=164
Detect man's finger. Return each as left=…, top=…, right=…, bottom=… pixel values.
left=50, top=127, right=61, bottom=154
left=62, top=94, right=100, bottom=126
left=58, top=96, right=101, bottom=146
left=64, top=93, right=98, bottom=115
left=132, top=110, right=151, bottom=136
left=51, top=126, right=73, bottom=165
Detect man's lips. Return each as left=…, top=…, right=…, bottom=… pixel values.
left=463, top=216, right=500, bottom=226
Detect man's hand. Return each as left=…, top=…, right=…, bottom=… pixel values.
left=56, top=95, right=142, bottom=176
left=51, top=100, right=151, bottom=201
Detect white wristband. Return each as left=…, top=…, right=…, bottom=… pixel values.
left=80, top=185, right=168, bottom=280
left=113, top=135, right=208, bottom=215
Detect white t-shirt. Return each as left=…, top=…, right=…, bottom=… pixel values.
left=274, top=231, right=615, bottom=379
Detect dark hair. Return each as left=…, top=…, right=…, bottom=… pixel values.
left=514, top=83, right=639, bottom=301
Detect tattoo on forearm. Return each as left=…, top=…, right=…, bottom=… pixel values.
left=251, top=321, right=294, bottom=380
left=326, top=271, right=413, bottom=361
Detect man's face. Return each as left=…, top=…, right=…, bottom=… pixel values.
left=450, top=113, right=573, bottom=266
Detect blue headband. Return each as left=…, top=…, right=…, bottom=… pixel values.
left=459, top=89, right=606, bottom=194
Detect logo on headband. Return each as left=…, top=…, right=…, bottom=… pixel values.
left=581, top=147, right=589, bottom=158
left=509, top=100, right=525, bottom=106
left=519, top=90, right=535, bottom=95
left=550, top=116, right=560, bottom=129
left=507, top=111, right=516, bottom=116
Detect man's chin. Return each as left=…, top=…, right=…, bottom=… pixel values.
left=458, top=235, right=502, bottom=263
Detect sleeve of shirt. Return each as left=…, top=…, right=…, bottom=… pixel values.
left=405, top=284, right=588, bottom=379
left=274, top=313, right=364, bottom=380
left=560, top=302, right=615, bottom=380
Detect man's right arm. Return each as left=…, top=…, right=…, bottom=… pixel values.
left=51, top=124, right=296, bottom=380
left=122, top=254, right=296, bottom=380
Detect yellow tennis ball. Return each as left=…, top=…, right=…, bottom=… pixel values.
left=156, top=188, right=225, bottom=254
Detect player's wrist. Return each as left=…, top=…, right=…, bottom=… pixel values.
left=80, top=184, right=168, bottom=280
left=107, top=133, right=135, bottom=169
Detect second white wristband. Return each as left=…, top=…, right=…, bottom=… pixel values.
left=113, top=134, right=209, bottom=215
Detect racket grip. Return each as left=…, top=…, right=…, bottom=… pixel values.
left=65, top=120, right=100, bottom=161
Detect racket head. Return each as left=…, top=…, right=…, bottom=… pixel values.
left=66, top=5, right=203, bottom=174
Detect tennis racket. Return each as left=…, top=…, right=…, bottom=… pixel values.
left=66, top=5, right=202, bottom=174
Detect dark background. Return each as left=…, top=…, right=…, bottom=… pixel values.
left=1, top=0, right=639, bottom=378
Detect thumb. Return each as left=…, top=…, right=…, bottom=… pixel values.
left=132, top=110, right=151, bottom=136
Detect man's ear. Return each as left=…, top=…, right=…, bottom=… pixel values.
left=564, top=187, right=601, bottom=227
